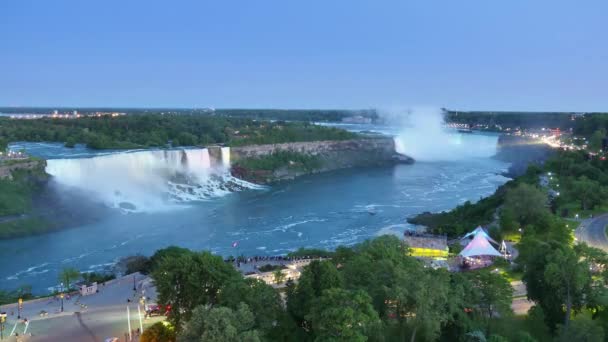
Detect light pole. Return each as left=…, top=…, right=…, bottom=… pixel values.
left=133, top=275, right=137, bottom=292
left=17, top=298, right=22, bottom=319
left=60, top=282, right=65, bottom=313
left=0, top=312, right=6, bottom=340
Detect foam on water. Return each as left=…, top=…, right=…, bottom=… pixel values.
left=46, top=148, right=260, bottom=212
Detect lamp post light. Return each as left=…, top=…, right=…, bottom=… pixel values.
left=0, top=312, right=6, bottom=340
left=60, top=282, right=64, bottom=313
left=17, top=297, right=22, bottom=319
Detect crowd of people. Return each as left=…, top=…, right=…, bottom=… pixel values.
left=224, top=254, right=329, bottom=269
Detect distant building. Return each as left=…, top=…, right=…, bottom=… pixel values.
left=404, top=233, right=449, bottom=259
left=341, top=115, right=372, bottom=124
left=79, top=282, right=98, bottom=296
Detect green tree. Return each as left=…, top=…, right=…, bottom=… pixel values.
left=219, top=278, right=283, bottom=333
left=287, top=260, right=342, bottom=326
left=273, top=269, right=286, bottom=284
left=589, top=128, right=607, bottom=152
left=466, top=270, right=513, bottom=320
left=179, top=303, right=260, bottom=342
left=152, top=251, right=240, bottom=330
left=498, top=208, right=517, bottom=232
left=544, top=248, right=591, bottom=330
left=58, top=267, right=81, bottom=290
left=340, top=235, right=452, bottom=341
left=570, top=176, right=606, bottom=210
left=176, top=132, right=198, bottom=146
left=519, top=239, right=567, bottom=331
left=149, top=246, right=192, bottom=273
left=141, top=321, right=176, bottom=342
left=392, top=268, right=452, bottom=342
left=502, top=183, right=549, bottom=227
left=64, top=137, right=77, bottom=148
left=556, top=312, right=604, bottom=342
left=308, top=288, right=380, bottom=341
left=0, top=137, right=8, bottom=151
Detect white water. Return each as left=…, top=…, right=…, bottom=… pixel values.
left=46, top=148, right=257, bottom=212
left=202, top=148, right=211, bottom=169
left=221, top=147, right=231, bottom=168
left=380, top=107, right=498, bottom=161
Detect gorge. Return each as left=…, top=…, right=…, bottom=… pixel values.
left=0, top=128, right=511, bottom=292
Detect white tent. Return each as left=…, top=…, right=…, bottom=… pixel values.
left=462, top=226, right=498, bottom=245
left=459, top=232, right=503, bottom=258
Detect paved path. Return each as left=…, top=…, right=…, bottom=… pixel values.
left=0, top=273, right=159, bottom=341
left=510, top=280, right=533, bottom=315
left=575, top=214, right=608, bottom=251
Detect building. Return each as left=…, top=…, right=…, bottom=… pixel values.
left=79, top=282, right=98, bottom=296
left=404, top=233, right=449, bottom=259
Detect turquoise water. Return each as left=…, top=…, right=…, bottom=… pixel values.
left=1, top=131, right=509, bottom=292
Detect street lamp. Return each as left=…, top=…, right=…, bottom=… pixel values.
left=0, top=312, right=6, bottom=340
left=60, top=282, right=64, bottom=313
left=17, top=297, right=22, bottom=319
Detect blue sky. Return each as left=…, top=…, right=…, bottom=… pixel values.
left=1, top=1, right=606, bottom=111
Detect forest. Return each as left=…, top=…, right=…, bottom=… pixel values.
left=0, top=115, right=358, bottom=150
left=0, top=107, right=378, bottom=122
left=131, top=217, right=607, bottom=342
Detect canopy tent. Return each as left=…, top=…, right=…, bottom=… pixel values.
left=459, top=232, right=503, bottom=258
left=462, top=226, right=498, bottom=245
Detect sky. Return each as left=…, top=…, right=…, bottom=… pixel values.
left=1, top=0, right=606, bottom=111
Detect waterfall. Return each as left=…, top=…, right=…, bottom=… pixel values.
left=202, top=148, right=211, bottom=169
left=184, top=149, right=211, bottom=177
left=221, top=147, right=231, bottom=168
left=46, top=148, right=259, bottom=213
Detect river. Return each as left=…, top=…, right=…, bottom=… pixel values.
left=1, top=128, right=510, bottom=292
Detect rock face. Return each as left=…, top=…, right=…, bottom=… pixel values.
left=0, top=159, right=47, bottom=181
left=231, top=138, right=413, bottom=184
left=494, top=135, right=555, bottom=177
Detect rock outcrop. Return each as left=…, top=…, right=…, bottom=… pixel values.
left=231, top=138, right=413, bottom=184
left=0, top=159, right=47, bottom=181
left=494, top=135, right=555, bottom=177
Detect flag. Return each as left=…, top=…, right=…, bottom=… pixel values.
left=232, top=241, right=238, bottom=248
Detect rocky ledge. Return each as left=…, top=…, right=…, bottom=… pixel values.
left=230, top=138, right=413, bottom=184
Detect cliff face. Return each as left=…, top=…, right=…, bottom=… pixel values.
left=494, top=135, right=555, bottom=177
left=231, top=138, right=413, bottom=184
left=0, top=159, right=48, bottom=181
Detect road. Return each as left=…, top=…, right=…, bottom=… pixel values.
left=0, top=273, right=161, bottom=341
left=575, top=214, right=608, bottom=251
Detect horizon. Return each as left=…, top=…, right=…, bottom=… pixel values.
left=2, top=0, right=607, bottom=111
left=0, top=105, right=600, bottom=114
